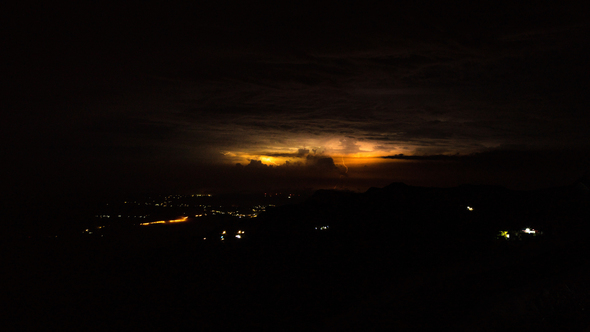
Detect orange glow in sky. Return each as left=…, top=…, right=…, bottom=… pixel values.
left=221, top=138, right=407, bottom=167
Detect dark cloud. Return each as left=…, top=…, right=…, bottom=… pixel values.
left=236, top=154, right=340, bottom=173
left=305, top=155, right=338, bottom=172
left=6, top=2, right=590, bottom=197
left=241, top=160, right=269, bottom=169
left=263, top=148, right=311, bottom=158
left=382, top=149, right=590, bottom=169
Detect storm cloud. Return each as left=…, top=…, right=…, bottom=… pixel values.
left=5, top=2, right=590, bottom=195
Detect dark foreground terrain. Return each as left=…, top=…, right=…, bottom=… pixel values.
left=3, top=182, right=590, bottom=331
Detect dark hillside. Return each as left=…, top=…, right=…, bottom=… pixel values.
left=3, top=182, right=590, bottom=330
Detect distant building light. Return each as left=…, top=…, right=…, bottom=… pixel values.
left=522, top=228, right=538, bottom=234
left=235, top=235, right=241, bottom=239
left=467, top=206, right=474, bottom=211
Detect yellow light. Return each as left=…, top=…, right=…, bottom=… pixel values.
left=260, top=156, right=279, bottom=165
left=222, top=230, right=226, bottom=234
left=140, top=220, right=166, bottom=226
left=168, top=216, right=188, bottom=223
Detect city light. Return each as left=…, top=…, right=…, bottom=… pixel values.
left=168, top=216, right=188, bottom=223
left=140, top=221, right=166, bottom=226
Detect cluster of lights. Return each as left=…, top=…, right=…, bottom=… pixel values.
left=82, top=228, right=104, bottom=237
left=96, top=215, right=149, bottom=219
left=499, top=230, right=510, bottom=239
left=115, top=194, right=212, bottom=208
left=315, top=226, right=330, bottom=231
left=211, top=209, right=258, bottom=218
left=220, top=230, right=245, bottom=241
left=467, top=206, right=474, bottom=211
left=498, top=227, right=542, bottom=240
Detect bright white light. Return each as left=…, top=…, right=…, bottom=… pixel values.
left=467, top=206, right=473, bottom=211
left=235, top=235, right=241, bottom=239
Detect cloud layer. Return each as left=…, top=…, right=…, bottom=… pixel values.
left=5, top=2, right=590, bottom=195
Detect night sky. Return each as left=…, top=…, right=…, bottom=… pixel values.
left=5, top=1, right=590, bottom=197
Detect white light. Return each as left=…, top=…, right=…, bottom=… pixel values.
left=235, top=235, right=241, bottom=239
